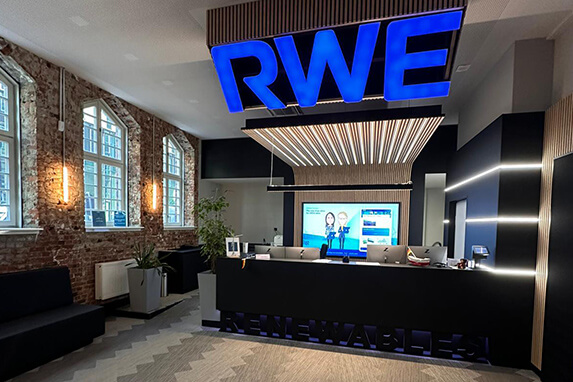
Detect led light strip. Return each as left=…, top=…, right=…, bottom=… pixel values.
left=386, top=120, right=399, bottom=163
left=288, top=127, right=321, bottom=166
left=445, top=164, right=543, bottom=192
left=358, top=123, right=366, bottom=165
left=465, top=217, right=539, bottom=223
left=393, top=118, right=415, bottom=163
left=322, top=124, right=343, bottom=165
left=334, top=125, right=350, bottom=165
left=378, top=120, right=387, bottom=164
left=276, top=128, right=313, bottom=166
left=480, top=265, right=536, bottom=277
left=255, top=130, right=300, bottom=167
left=266, top=129, right=307, bottom=166
left=299, top=127, right=328, bottom=166
left=346, top=124, right=358, bottom=165
left=312, top=126, right=335, bottom=165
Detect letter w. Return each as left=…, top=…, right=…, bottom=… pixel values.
left=275, top=22, right=380, bottom=108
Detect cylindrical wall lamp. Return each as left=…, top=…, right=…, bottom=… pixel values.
left=63, top=166, right=69, bottom=203
left=152, top=183, right=157, bottom=210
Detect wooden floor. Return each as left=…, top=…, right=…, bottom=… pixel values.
left=12, top=291, right=540, bottom=382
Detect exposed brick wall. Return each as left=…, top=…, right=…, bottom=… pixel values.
left=0, top=37, right=199, bottom=304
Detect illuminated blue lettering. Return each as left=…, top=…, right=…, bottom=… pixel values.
left=211, top=41, right=285, bottom=113
left=384, top=11, right=463, bottom=102
left=275, top=23, right=380, bottom=108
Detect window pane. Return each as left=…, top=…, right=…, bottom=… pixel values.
left=0, top=81, right=8, bottom=98
left=83, top=113, right=97, bottom=154
left=83, top=105, right=96, bottom=118
left=101, top=120, right=122, bottom=160
left=167, top=139, right=182, bottom=176
left=0, top=98, right=8, bottom=115
left=0, top=140, right=11, bottom=222
left=84, top=159, right=98, bottom=223
left=0, top=114, right=8, bottom=132
left=101, top=163, right=122, bottom=224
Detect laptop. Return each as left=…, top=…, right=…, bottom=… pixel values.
left=285, top=247, right=320, bottom=260
left=254, top=245, right=286, bottom=259
left=408, top=246, right=448, bottom=265
left=366, top=245, right=407, bottom=264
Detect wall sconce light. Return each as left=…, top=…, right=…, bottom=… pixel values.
left=63, top=166, right=69, bottom=204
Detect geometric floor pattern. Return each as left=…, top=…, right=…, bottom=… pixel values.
left=11, top=290, right=541, bottom=382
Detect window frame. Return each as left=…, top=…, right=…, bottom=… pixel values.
left=0, top=68, right=21, bottom=228
left=162, top=135, right=184, bottom=227
left=82, top=100, right=128, bottom=227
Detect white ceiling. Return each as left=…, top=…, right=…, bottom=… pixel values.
left=0, top=0, right=572, bottom=139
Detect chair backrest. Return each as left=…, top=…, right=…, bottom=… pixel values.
left=0, top=267, right=73, bottom=323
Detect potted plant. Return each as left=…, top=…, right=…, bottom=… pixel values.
left=195, top=195, right=233, bottom=326
left=127, top=243, right=173, bottom=313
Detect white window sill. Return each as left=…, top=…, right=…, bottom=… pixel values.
left=164, top=226, right=196, bottom=231
left=0, top=228, right=43, bottom=235
left=86, top=226, right=144, bottom=233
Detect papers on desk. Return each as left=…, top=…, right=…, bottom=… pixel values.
left=312, top=259, right=381, bottom=266
left=356, top=261, right=381, bottom=266
left=255, top=254, right=271, bottom=260
left=312, top=259, right=331, bottom=263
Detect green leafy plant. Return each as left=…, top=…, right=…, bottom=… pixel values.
left=127, top=243, right=175, bottom=284
left=195, top=195, right=233, bottom=273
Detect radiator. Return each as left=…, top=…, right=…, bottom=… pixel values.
left=95, top=259, right=136, bottom=300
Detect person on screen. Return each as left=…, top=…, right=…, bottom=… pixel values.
left=324, top=212, right=336, bottom=249
left=337, top=211, right=349, bottom=249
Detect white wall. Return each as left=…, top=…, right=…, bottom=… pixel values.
left=221, top=181, right=284, bottom=244
left=552, top=19, right=573, bottom=104
left=458, top=45, right=515, bottom=148
left=458, top=39, right=555, bottom=149
left=423, top=188, right=446, bottom=246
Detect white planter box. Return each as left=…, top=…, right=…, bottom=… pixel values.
left=127, top=268, right=162, bottom=313
left=198, top=271, right=220, bottom=325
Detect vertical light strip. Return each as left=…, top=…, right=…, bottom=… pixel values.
left=334, top=124, right=351, bottom=165
left=63, top=166, right=69, bottom=203
left=346, top=123, right=358, bottom=165
left=152, top=182, right=157, bottom=210
left=299, top=127, right=328, bottom=166
left=386, top=119, right=400, bottom=163
left=312, top=126, right=335, bottom=165
left=255, top=130, right=300, bottom=166
left=288, top=127, right=321, bottom=166
left=394, top=118, right=415, bottom=163
left=378, top=120, right=387, bottom=164
left=358, top=123, right=366, bottom=165
left=322, top=125, right=343, bottom=165
left=402, top=117, right=429, bottom=163
left=370, top=122, right=374, bottom=164
left=276, top=128, right=312, bottom=166
left=267, top=129, right=307, bottom=166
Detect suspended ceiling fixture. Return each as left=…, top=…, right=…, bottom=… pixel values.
left=242, top=106, right=444, bottom=168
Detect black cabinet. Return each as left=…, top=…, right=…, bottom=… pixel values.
left=161, top=246, right=208, bottom=294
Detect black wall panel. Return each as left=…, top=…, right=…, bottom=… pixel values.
left=542, top=153, right=573, bottom=382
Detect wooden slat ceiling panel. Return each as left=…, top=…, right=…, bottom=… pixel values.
left=243, top=116, right=444, bottom=168
left=207, top=0, right=467, bottom=46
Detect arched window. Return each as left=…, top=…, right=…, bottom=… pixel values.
left=83, top=100, right=127, bottom=226
left=163, top=135, right=184, bottom=226
left=0, top=69, right=19, bottom=227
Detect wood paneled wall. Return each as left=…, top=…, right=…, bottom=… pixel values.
left=531, top=93, right=573, bottom=369
left=293, top=164, right=412, bottom=246
left=207, top=0, right=467, bottom=46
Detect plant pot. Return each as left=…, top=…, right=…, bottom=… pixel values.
left=128, top=267, right=162, bottom=313
left=197, top=271, right=220, bottom=326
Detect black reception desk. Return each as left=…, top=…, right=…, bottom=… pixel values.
left=216, top=257, right=534, bottom=368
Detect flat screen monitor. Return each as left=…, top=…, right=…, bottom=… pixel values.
left=285, top=247, right=320, bottom=260
left=409, top=246, right=448, bottom=265
left=302, top=202, right=400, bottom=258
left=367, top=245, right=407, bottom=264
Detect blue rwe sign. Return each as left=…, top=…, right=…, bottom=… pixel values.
left=211, top=11, right=463, bottom=113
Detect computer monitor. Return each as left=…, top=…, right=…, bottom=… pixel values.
left=254, top=245, right=286, bottom=259
left=409, top=246, right=448, bottom=265
left=366, top=245, right=407, bottom=264
left=285, top=247, right=320, bottom=260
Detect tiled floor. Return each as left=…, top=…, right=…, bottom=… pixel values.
left=12, top=291, right=540, bottom=382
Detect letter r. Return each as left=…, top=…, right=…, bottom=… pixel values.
left=211, top=41, right=285, bottom=113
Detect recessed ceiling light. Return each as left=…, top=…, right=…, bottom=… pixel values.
left=456, top=64, right=471, bottom=72
left=124, top=53, right=139, bottom=61
left=162, top=80, right=174, bottom=86
left=69, top=16, right=89, bottom=27
left=188, top=99, right=199, bottom=104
